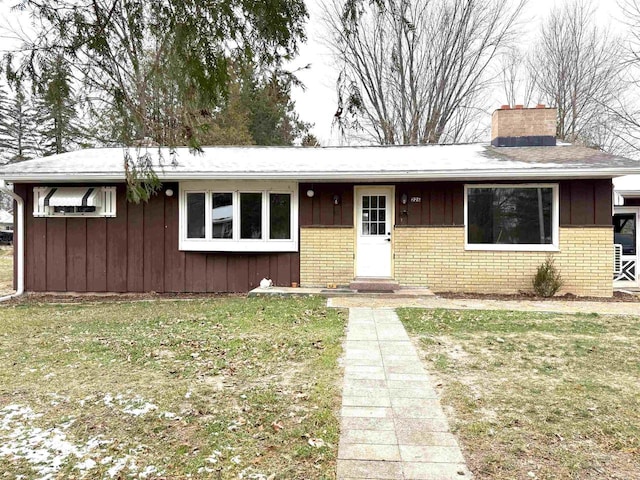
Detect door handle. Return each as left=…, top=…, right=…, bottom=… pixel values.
left=385, top=238, right=391, bottom=242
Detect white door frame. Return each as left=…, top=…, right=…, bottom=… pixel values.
left=354, top=186, right=394, bottom=278
left=613, top=206, right=639, bottom=288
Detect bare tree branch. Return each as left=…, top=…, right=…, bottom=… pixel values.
left=324, top=0, right=526, bottom=145
left=530, top=0, right=623, bottom=145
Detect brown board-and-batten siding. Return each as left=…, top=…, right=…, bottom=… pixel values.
left=14, top=183, right=299, bottom=293
left=393, top=179, right=613, bottom=227
left=394, top=182, right=464, bottom=226
left=559, top=179, right=613, bottom=226
left=299, top=183, right=354, bottom=226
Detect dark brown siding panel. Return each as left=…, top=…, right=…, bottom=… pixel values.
left=395, top=182, right=464, bottom=226
left=208, top=255, right=228, bottom=292
left=451, top=186, right=464, bottom=225
left=185, top=253, right=207, bottom=292
left=107, top=185, right=128, bottom=291
left=299, top=186, right=312, bottom=226
left=319, top=190, right=334, bottom=226
left=409, top=186, right=425, bottom=224
left=625, top=198, right=640, bottom=207
left=46, top=218, right=67, bottom=291
left=86, top=218, right=107, bottom=291
left=276, top=254, right=292, bottom=287
left=571, top=181, right=592, bottom=225
left=127, top=200, right=145, bottom=292
left=341, top=188, right=354, bottom=225
left=66, top=219, right=87, bottom=292
left=228, top=255, right=248, bottom=293
left=30, top=215, right=47, bottom=291
left=255, top=255, right=270, bottom=287
left=559, top=181, right=572, bottom=226
left=429, top=188, right=446, bottom=225
left=163, top=184, right=185, bottom=292
left=291, top=253, right=300, bottom=284
left=594, top=179, right=613, bottom=225
left=143, top=197, right=165, bottom=292
left=299, top=183, right=353, bottom=226
left=560, top=179, right=612, bottom=226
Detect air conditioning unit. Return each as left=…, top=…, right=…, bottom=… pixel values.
left=614, top=244, right=623, bottom=275
left=33, top=186, right=117, bottom=217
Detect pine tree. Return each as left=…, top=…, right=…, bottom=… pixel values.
left=33, top=55, right=82, bottom=156
left=0, top=85, right=12, bottom=164
left=242, top=71, right=310, bottom=146
left=1, top=80, right=38, bottom=163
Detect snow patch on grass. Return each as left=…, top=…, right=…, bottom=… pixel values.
left=0, top=404, right=110, bottom=479
left=122, top=401, right=157, bottom=417
left=101, top=393, right=158, bottom=416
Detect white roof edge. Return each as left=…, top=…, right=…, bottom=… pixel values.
left=1, top=175, right=125, bottom=182
left=617, top=190, right=640, bottom=197
left=3, top=167, right=640, bottom=183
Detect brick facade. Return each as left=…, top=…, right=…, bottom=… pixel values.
left=393, top=226, right=613, bottom=297
left=300, top=227, right=354, bottom=287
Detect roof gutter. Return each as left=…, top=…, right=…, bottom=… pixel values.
left=3, top=167, right=640, bottom=183
left=0, top=180, right=24, bottom=301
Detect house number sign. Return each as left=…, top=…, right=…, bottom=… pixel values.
left=410, top=197, right=422, bottom=203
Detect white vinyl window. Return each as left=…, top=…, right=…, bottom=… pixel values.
left=465, top=184, right=559, bottom=251
left=33, top=186, right=117, bottom=217
left=180, top=181, right=298, bottom=252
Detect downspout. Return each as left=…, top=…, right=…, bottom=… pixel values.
left=0, top=180, right=24, bottom=301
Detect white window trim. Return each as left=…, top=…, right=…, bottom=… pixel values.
left=179, top=180, right=298, bottom=252
left=464, top=183, right=560, bottom=252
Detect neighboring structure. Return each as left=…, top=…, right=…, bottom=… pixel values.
left=0, top=209, right=13, bottom=245
left=0, top=209, right=12, bottom=230
left=1, top=106, right=640, bottom=297
left=613, top=175, right=640, bottom=288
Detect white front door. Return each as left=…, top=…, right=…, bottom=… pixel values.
left=356, top=187, right=393, bottom=277
left=614, top=207, right=639, bottom=287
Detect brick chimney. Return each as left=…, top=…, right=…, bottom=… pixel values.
left=491, top=105, right=557, bottom=147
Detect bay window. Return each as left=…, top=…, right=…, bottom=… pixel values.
left=180, top=181, right=297, bottom=252
left=465, top=184, right=559, bottom=251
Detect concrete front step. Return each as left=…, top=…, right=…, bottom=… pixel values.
left=349, top=278, right=400, bottom=293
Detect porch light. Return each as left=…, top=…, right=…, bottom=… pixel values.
left=306, top=189, right=315, bottom=198
left=333, top=194, right=341, bottom=205
left=165, top=188, right=174, bottom=197
left=401, top=193, right=408, bottom=205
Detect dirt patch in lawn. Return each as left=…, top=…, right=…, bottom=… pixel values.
left=399, top=308, right=640, bottom=480
left=0, top=296, right=346, bottom=479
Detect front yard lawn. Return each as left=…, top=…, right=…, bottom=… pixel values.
left=0, top=296, right=345, bottom=479
left=398, top=308, right=640, bottom=480
left=0, top=246, right=12, bottom=295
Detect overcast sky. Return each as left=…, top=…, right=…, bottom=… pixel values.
left=291, top=0, right=627, bottom=145
left=0, top=0, right=629, bottom=146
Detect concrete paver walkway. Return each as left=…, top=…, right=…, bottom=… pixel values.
left=338, top=308, right=472, bottom=480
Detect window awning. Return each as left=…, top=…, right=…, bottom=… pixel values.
left=40, top=187, right=102, bottom=207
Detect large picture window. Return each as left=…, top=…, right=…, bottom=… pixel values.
left=180, top=181, right=297, bottom=252
left=465, top=184, right=559, bottom=251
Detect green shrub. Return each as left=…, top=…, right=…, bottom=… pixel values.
left=533, top=256, right=563, bottom=297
